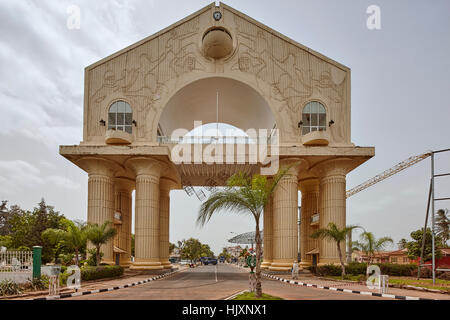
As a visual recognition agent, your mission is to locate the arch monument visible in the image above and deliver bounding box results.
[60,3,374,271]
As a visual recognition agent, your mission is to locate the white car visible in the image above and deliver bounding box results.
[180,260,191,265]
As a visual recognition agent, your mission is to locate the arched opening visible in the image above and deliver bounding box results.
[157,77,276,142]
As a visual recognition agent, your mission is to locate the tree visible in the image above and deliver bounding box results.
[397,238,408,250]
[197,168,289,298]
[0,235,12,249]
[0,200,11,236]
[219,248,231,262]
[179,238,204,262]
[311,223,361,278]
[200,244,214,258]
[5,200,65,263]
[406,228,443,262]
[436,209,450,246]
[43,219,88,266]
[169,242,176,254]
[41,228,65,264]
[86,221,117,266]
[353,231,393,266]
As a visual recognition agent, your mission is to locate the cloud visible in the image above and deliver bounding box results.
[0,160,80,197]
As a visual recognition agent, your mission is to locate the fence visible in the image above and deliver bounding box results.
[0,250,33,283]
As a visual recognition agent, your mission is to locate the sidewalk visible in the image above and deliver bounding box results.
[229,263,449,300]
[10,265,189,300]
[265,272,450,300]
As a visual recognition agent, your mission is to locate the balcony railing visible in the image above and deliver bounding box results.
[157,135,278,145]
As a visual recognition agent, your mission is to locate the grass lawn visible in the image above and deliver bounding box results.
[233,292,283,300]
[388,277,450,292]
[325,275,450,292]
[327,275,364,282]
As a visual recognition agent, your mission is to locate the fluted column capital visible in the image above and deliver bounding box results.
[310,158,355,179]
[299,178,320,193]
[159,178,178,193]
[114,178,135,193]
[77,157,122,177]
[125,157,162,178]
[278,158,309,178]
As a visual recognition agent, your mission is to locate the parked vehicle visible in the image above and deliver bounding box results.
[204,257,218,265]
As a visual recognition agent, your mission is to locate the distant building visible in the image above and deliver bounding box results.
[224,246,242,258]
[352,249,413,264]
[352,248,450,266]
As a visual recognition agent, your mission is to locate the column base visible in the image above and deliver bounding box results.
[130,261,164,270]
[299,261,312,268]
[120,260,133,268]
[101,259,115,266]
[160,260,172,269]
[261,261,273,269]
[269,262,294,271]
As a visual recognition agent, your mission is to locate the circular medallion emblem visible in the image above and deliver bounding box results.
[213,11,222,21]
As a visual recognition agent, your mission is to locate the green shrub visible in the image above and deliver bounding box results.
[0,279,21,296]
[411,267,432,278]
[314,264,342,276]
[346,262,367,275]
[86,248,103,266]
[80,265,124,281]
[307,262,417,278]
[379,263,416,277]
[357,274,367,282]
[27,276,49,291]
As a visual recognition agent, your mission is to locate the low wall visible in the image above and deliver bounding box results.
[0,272,32,284]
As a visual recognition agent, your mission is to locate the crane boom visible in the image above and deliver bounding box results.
[346,152,432,199]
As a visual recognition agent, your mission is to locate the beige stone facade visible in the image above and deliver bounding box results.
[60,3,374,270]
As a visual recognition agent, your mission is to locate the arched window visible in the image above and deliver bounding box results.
[108,101,133,134]
[302,101,326,135]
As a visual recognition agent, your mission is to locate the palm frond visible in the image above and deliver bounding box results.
[197,190,257,226]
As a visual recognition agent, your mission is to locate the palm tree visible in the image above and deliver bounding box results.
[62,220,88,266]
[353,231,393,266]
[197,169,289,298]
[42,228,65,264]
[436,209,450,246]
[311,223,361,278]
[86,221,117,266]
[43,219,88,266]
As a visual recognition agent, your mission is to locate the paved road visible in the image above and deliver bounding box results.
[67,264,383,300]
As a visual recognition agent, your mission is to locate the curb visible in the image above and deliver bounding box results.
[32,269,181,300]
[262,274,434,301]
[224,290,248,300]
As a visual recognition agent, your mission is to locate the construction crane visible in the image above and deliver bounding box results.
[346,151,432,199]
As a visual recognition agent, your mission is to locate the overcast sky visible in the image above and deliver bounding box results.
[0,0,449,255]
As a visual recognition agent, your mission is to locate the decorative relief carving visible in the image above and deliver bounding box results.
[88,16,205,139]
[86,8,349,144]
[231,14,347,142]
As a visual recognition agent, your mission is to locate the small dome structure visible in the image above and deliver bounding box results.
[202,28,233,59]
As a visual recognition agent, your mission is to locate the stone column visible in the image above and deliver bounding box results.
[270,161,300,271]
[114,178,134,267]
[315,159,350,266]
[261,195,273,269]
[299,179,319,267]
[127,158,163,270]
[159,178,177,269]
[78,158,117,265]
